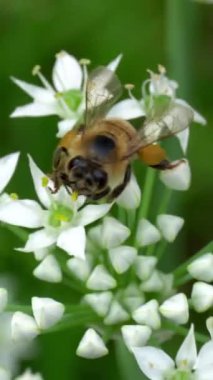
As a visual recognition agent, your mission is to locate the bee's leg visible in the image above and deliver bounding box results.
[150,159,185,171]
[138,144,184,171]
[108,165,131,201]
[90,187,111,201]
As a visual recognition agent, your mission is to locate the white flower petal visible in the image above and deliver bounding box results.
[196,341,213,375]
[11,102,58,117]
[17,229,56,252]
[156,214,184,242]
[86,264,117,291]
[0,368,11,380]
[57,226,86,259]
[159,160,191,191]
[121,325,152,352]
[176,325,197,370]
[191,282,213,312]
[176,98,206,125]
[67,257,91,281]
[116,174,141,209]
[32,297,64,330]
[133,300,161,330]
[107,54,123,71]
[11,77,55,103]
[28,155,52,208]
[159,293,189,325]
[0,152,20,193]
[15,368,43,380]
[76,328,108,359]
[206,317,213,339]
[33,255,62,283]
[107,99,145,119]
[176,129,189,154]
[136,219,161,247]
[0,288,8,312]
[0,200,43,228]
[75,203,111,226]
[108,245,137,274]
[83,292,112,317]
[56,118,77,138]
[101,217,130,249]
[52,51,82,92]
[104,300,129,325]
[132,346,174,380]
[34,247,50,261]
[135,256,157,281]
[11,312,39,341]
[187,253,213,283]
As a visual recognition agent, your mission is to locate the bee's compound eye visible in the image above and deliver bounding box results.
[93,169,107,189]
[53,147,67,169]
[68,156,87,171]
[90,135,115,158]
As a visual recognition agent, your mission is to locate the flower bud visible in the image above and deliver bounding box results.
[86,265,117,291]
[136,219,161,247]
[159,293,189,324]
[191,282,213,312]
[159,160,191,191]
[33,255,62,283]
[135,256,157,281]
[76,328,108,359]
[206,317,213,339]
[141,271,164,293]
[116,174,141,209]
[132,300,161,330]
[11,312,39,341]
[187,253,213,282]
[83,292,112,317]
[108,246,137,274]
[67,257,91,282]
[104,301,129,325]
[157,214,184,242]
[32,297,64,330]
[121,325,152,352]
[101,217,130,249]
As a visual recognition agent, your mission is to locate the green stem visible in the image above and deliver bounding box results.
[6,304,32,313]
[2,224,28,241]
[163,321,208,344]
[156,240,168,261]
[157,189,172,215]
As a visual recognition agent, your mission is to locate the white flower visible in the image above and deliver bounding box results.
[136,219,161,247]
[191,282,213,312]
[76,328,108,359]
[104,300,129,325]
[132,300,161,330]
[121,325,152,352]
[159,160,191,191]
[11,51,122,137]
[33,255,62,283]
[31,297,64,330]
[133,325,213,380]
[0,368,11,380]
[206,317,213,339]
[0,152,20,199]
[15,369,43,380]
[187,253,213,282]
[0,156,111,260]
[134,256,157,281]
[156,214,184,242]
[159,293,189,324]
[0,288,8,313]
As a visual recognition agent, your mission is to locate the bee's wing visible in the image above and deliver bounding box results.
[85,66,122,127]
[125,103,194,157]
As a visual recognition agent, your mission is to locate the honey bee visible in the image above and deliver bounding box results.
[51,66,193,201]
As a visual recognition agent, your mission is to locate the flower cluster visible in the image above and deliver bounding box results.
[0,51,211,378]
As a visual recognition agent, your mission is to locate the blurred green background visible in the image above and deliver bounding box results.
[0,0,212,379]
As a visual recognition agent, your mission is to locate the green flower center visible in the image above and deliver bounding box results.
[166,369,194,380]
[60,89,83,111]
[49,203,74,228]
[144,94,171,118]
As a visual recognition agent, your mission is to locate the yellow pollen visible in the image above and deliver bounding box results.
[71,191,78,201]
[55,213,69,222]
[79,58,91,66]
[180,359,188,368]
[10,193,18,200]
[32,65,41,76]
[41,176,49,188]
[125,83,135,90]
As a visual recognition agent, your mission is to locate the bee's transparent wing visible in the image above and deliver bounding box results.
[125,103,194,157]
[85,66,122,127]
